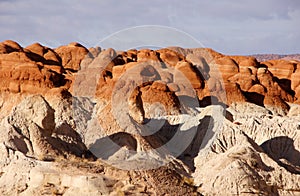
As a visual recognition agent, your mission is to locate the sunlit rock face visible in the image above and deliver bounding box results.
[0,40,299,195]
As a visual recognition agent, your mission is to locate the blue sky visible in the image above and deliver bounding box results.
[0,0,299,55]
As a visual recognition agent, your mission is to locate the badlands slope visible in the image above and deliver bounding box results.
[0,40,300,195]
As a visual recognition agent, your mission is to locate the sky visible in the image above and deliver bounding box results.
[0,0,299,55]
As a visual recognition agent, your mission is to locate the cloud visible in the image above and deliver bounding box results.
[0,0,299,54]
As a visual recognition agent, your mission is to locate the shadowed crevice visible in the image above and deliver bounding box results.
[261,136,300,174]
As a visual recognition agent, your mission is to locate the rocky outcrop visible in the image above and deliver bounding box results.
[0,40,300,195]
[0,41,67,94]
[55,42,88,71]
[0,95,89,160]
[193,102,300,195]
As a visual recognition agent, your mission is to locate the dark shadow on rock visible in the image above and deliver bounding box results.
[112,54,126,65]
[11,135,29,155]
[261,136,300,174]
[142,115,215,172]
[243,91,265,107]
[108,132,137,150]
[26,52,46,63]
[225,110,234,122]
[258,63,268,68]
[51,73,68,87]
[177,95,200,112]
[199,96,228,108]
[89,132,137,159]
[191,64,206,89]
[142,120,179,150]
[55,123,82,142]
[274,77,295,97]
[26,52,61,66]
[48,122,95,159]
[198,57,210,80]
[44,59,62,66]
[179,116,214,171]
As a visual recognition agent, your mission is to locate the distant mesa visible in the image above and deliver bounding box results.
[251,53,300,62]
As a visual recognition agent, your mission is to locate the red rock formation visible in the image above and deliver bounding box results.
[157,48,184,67]
[0,41,66,94]
[55,42,88,71]
[0,40,23,54]
[1,41,300,196]
[0,40,299,112]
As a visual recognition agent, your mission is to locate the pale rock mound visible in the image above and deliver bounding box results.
[0,40,300,195]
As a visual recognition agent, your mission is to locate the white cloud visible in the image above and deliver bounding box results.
[0,0,299,54]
